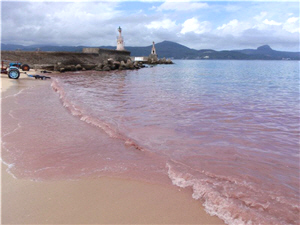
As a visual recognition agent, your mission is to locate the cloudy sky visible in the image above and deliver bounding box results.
[1,0,299,51]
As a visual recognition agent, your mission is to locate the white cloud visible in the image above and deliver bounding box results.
[1,1,299,51]
[146,19,177,30]
[263,19,282,26]
[157,1,208,11]
[180,17,211,34]
[286,17,299,23]
[283,17,300,33]
[254,12,268,21]
[217,19,250,36]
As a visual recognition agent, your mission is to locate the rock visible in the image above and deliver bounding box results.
[120,61,126,70]
[166,59,171,64]
[70,65,76,71]
[133,61,141,69]
[97,63,103,69]
[108,58,114,65]
[95,63,103,71]
[65,65,71,71]
[103,65,111,71]
[126,59,134,69]
[82,64,97,70]
[103,60,109,66]
[113,61,120,69]
[75,64,82,70]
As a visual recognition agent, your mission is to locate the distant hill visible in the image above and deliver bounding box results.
[1,42,299,60]
[235,45,300,60]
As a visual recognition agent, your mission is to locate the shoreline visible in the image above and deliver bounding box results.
[1,71,224,224]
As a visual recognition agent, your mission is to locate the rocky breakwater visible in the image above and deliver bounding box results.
[56,58,145,73]
[148,57,173,65]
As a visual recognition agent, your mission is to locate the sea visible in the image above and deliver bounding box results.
[2,60,299,224]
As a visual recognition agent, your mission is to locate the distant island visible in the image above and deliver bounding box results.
[2,41,299,60]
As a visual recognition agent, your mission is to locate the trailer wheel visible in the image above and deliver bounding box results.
[8,68,20,79]
[21,64,30,71]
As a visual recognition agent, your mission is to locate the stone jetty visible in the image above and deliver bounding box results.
[57,58,145,73]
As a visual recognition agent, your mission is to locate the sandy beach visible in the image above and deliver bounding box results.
[1,70,224,224]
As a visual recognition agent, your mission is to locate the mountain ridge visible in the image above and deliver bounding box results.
[1,41,299,60]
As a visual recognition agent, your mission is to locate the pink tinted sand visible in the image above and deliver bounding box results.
[1,72,224,224]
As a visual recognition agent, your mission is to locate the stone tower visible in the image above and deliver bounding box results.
[116,26,125,51]
[151,41,157,55]
[148,41,158,62]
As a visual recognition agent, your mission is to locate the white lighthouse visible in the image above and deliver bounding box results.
[148,41,158,62]
[116,26,125,51]
[151,41,157,55]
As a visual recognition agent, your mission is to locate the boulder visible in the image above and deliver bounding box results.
[126,59,134,69]
[103,65,111,71]
[82,64,97,70]
[108,58,114,65]
[113,61,120,69]
[70,65,76,71]
[120,61,126,70]
[97,63,103,69]
[133,61,141,69]
[95,63,103,71]
[75,64,82,70]
[166,59,173,64]
[65,65,72,71]
[103,60,109,66]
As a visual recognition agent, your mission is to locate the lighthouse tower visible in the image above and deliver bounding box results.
[148,41,158,62]
[151,41,157,55]
[116,26,125,51]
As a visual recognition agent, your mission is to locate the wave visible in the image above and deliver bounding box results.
[51,79,147,152]
[166,160,299,225]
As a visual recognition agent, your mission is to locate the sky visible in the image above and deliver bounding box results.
[1,0,299,51]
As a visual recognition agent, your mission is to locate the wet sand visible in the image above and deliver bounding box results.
[1,71,224,224]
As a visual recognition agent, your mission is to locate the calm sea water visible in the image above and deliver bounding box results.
[2,60,299,224]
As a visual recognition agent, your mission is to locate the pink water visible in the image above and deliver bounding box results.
[2,60,299,224]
